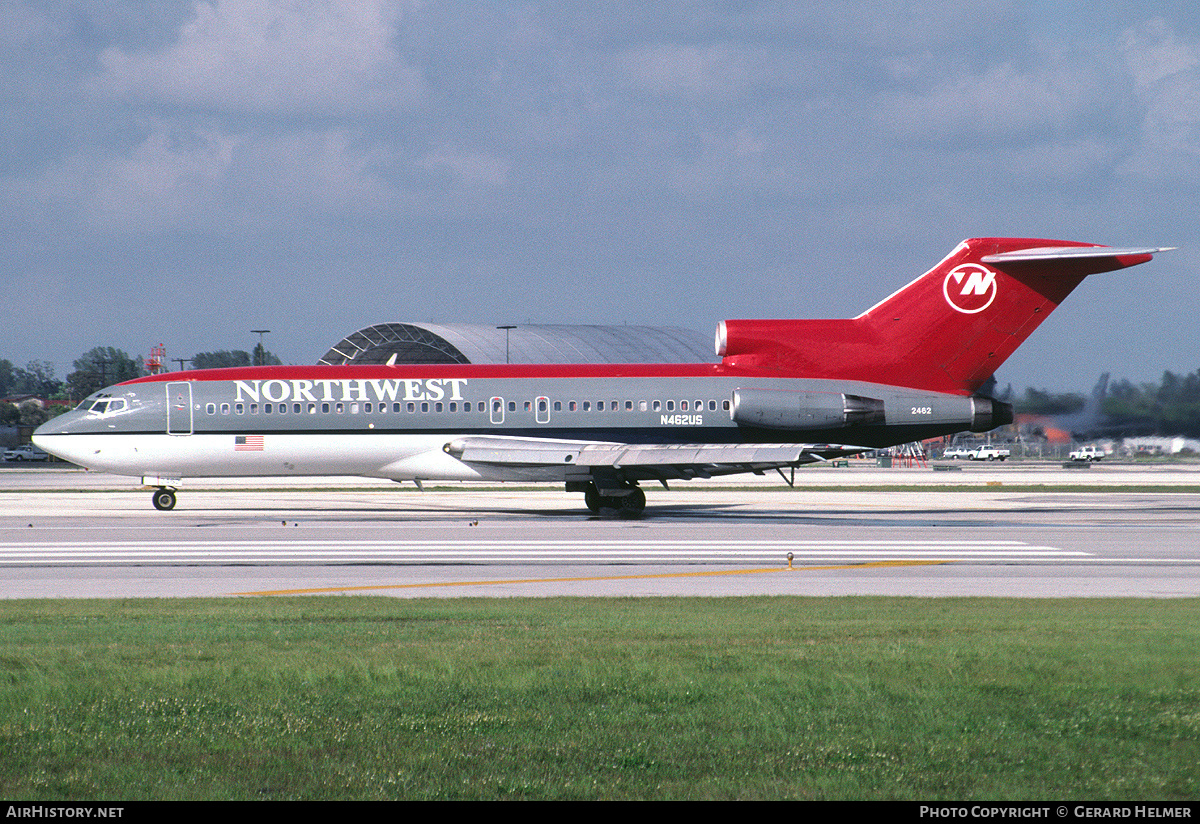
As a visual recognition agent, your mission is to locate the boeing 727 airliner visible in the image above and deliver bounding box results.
[34,238,1170,513]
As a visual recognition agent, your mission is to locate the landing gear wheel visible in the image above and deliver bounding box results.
[583,483,600,514]
[618,487,646,515]
[152,488,177,511]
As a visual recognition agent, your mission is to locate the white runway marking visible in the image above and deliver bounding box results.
[0,539,1085,566]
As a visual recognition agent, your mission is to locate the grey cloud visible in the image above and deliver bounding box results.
[90,0,425,115]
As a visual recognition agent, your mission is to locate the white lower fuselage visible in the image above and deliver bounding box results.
[31,431,586,484]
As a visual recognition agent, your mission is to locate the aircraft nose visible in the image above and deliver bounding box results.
[32,414,88,465]
[31,430,70,463]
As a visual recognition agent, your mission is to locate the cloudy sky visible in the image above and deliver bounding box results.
[2,0,1197,392]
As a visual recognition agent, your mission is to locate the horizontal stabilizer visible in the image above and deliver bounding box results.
[981,246,1174,263]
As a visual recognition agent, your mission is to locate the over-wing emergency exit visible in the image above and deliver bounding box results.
[34,238,1171,513]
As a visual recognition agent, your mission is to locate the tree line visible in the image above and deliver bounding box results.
[1,346,281,427]
[1014,370,1200,438]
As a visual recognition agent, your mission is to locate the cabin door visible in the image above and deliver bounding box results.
[166,382,193,435]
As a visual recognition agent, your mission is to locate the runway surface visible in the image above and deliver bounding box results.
[3,464,1199,598]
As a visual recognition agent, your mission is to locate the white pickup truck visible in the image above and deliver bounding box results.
[968,446,1010,461]
[1069,445,1105,462]
[2,444,49,462]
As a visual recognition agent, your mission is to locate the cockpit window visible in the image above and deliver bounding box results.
[85,398,127,415]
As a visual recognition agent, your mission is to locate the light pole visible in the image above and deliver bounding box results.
[251,330,270,366]
[496,325,516,364]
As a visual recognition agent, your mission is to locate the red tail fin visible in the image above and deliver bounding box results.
[717,238,1168,393]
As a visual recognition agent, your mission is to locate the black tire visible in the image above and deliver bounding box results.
[583,483,600,514]
[619,487,646,514]
[152,489,176,511]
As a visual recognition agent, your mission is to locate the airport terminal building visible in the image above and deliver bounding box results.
[318,323,716,366]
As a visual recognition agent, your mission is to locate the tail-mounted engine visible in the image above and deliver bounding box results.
[730,388,885,430]
[731,387,1012,433]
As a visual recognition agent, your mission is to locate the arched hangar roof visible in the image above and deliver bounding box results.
[318,323,717,366]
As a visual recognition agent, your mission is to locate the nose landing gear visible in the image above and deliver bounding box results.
[151,488,177,511]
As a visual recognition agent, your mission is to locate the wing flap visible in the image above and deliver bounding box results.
[444,436,867,474]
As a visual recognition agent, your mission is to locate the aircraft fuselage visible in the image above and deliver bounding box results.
[35,364,998,484]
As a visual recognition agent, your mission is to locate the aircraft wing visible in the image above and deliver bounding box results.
[443,436,869,481]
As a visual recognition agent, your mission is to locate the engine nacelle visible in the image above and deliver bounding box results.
[731,387,1012,434]
[967,395,1013,432]
[731,388,886,430]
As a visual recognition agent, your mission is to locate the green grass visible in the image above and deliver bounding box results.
[1,597,1197,800]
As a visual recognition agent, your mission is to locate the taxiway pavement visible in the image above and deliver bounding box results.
[3,463,1198,598]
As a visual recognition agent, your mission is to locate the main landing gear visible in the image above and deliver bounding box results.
[151,487,177,511]
[579,481,646,515]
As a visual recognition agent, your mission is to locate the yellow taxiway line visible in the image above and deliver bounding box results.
[235,559,951,596]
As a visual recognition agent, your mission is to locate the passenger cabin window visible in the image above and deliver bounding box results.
[206,403,215,415]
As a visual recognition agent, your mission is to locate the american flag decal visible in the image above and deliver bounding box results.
[234,435,264,451]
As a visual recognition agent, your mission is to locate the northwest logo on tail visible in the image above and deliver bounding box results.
[943,263,997,314]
